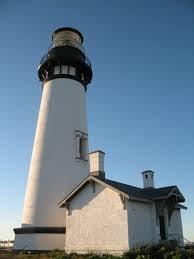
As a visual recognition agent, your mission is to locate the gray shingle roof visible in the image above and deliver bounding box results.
[59,175,185,207]
[96,176,185,202]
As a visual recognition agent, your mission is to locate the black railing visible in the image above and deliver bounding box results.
[85,56,91,67]
[39,51,91,68]
[39,53,49,65]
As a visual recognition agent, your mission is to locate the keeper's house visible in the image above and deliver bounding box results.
[59,150,186,254]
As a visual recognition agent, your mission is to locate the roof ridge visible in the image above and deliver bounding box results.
[100,177,141,190]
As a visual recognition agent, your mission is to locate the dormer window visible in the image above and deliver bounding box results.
[75,130,88,161]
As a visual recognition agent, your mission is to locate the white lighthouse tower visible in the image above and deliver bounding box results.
[14,27,92,251]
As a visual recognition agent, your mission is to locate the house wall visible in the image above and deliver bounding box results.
[65,182,129,253]
[168,209,184,246]
[127,200,157,248]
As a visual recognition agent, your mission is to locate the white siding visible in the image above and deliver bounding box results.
[127,200,157,248]
[168,209,184,246]
[66,182,129,253]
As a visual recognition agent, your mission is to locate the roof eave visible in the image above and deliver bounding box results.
[167,186,185,201]
[58,176,91,207]
[58,175,130,207]
[176,203,187,210]
[128,196,153,204]
[90,176,129,199]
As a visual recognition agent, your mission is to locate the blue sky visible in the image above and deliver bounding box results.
[0,0,193,241]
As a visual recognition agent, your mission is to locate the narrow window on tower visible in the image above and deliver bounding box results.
[79,137,84,159]
[75,130,88,161]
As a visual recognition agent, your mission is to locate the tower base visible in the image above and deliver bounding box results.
[13,227,65,251]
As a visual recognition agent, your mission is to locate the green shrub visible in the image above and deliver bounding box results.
[49,249,67,259]
[185,249,194,259]
[1,246,194,259]
[123,244,185,259]
[86,253,101,259]
[101,254,121,259]
[123,250,137,259]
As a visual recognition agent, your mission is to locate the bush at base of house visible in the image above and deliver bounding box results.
[0,244,194,259]
[123,244,194,259]
[45,245,194,259]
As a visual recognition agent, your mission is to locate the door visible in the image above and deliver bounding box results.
[159,216,166,240]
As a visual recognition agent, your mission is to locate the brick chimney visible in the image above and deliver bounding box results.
[142,170,155,188]
[89,150,105,178]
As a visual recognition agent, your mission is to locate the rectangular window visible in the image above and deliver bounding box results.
[79,137,86,160]
[61,65,68,74]
[54,66,60,75]
[69,66,76,76]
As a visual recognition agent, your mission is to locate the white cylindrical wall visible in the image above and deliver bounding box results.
[22,78,89,227]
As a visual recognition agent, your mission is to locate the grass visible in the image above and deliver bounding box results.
[0,244,194,259]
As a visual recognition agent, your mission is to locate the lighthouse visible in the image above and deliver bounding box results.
[14,27,92,251]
